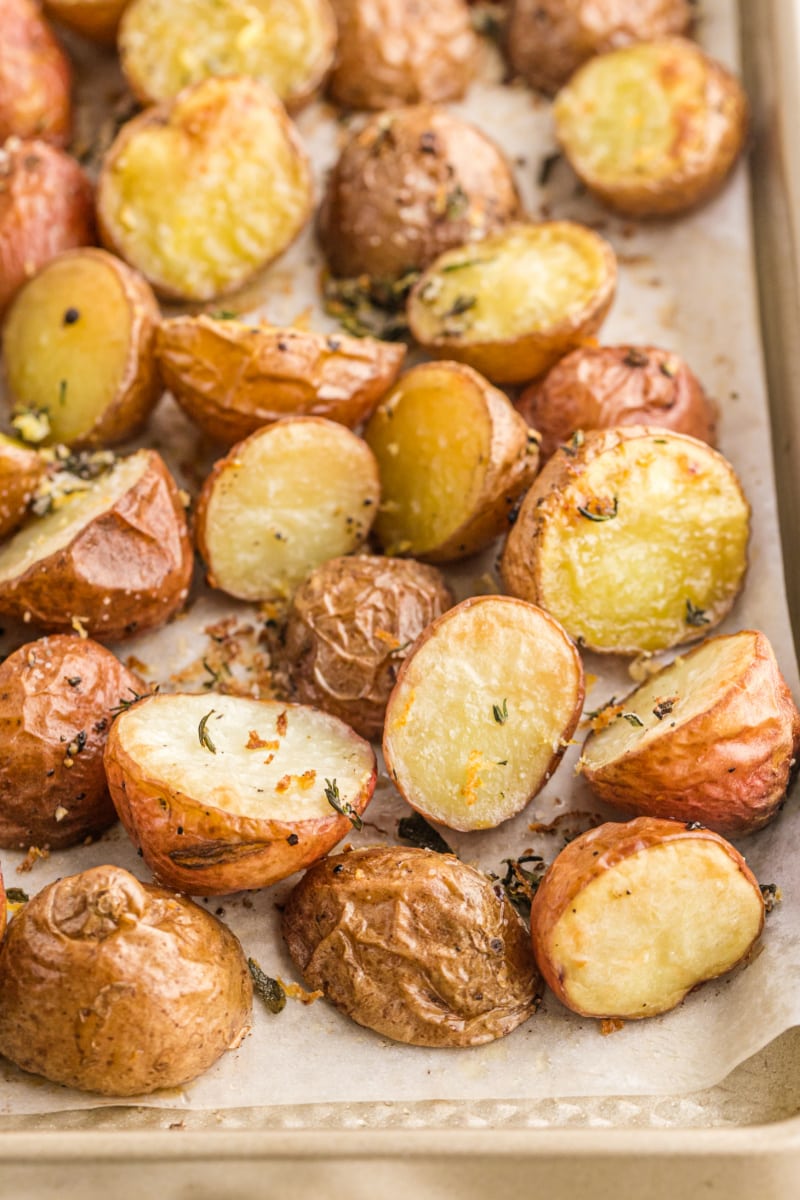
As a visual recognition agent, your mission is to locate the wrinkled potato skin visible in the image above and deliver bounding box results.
[0,635,144,850]
[0,0,72,145]
[328,0,478,110]
[156,316,406,446]
[43,0,130,44]
[319,106,520,281]
[283,846,541,1046]
[281,555,453,740]
[0,139,95,315]
[508,0,691,95]
[516,344,717,460]
[0,436,44,540]
[0,865,252,1095]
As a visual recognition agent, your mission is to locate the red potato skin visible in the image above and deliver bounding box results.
[0,0,72,146]
[0,439,44,540]
[43,0,129,44]
[0,862,5,939]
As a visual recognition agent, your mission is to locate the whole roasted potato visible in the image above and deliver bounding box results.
[0,865,252,1095]
[0,0,72,145]
[283,846,541,1046]
[0,635,144,850]
[280,555,453,740]
[319,105,520,282]
[0,434,45,540]
[43,0,130,43]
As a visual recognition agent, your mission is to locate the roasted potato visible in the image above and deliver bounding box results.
[530,817,764,1020]
[407,221,617,385]
[280,555,453,740]
[364,361,539,561]
[515,344,717,460]
[119,0,336,110]
[580,630,800,836]
[500,426,750,655]
[0,138,95,315]
[42,0,130,44]
[283,845,541,1046]
[0,434,45,540]
[327,0,478,111]
[507,0,692,96]
[0,862,5,939]
[318,105,520,282]
[105,692,377,895]
[195,417,380,602]
[0,634,144,850]
[553,38,749,218]
[0,448,193,640]
[0,0,72,145]
[155,315,405,446]
[97,76,313,302]
[383,596,585,831]
[3,249,162,449]
[0,864,252,1095]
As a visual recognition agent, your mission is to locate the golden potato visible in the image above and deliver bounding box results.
[0,434,45,540]
[43,0,130,44]
[0,862,5,939]
[0,0,72,145]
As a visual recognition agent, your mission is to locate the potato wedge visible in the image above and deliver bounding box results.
[105,692,377,895]
[383,596,585,831]
[553,38,748,217]
[364,361,539,562]
[43,0,130,44]
[580,630,800,836]
[500,426,750,654]
[0,0,72,145]
[119,0,336,110]
[0,449,193,640]
[155,315,405,446]
[0,434,45,540]
[97,76,313,302]
[283,845,540,1046]
[530,817,764,1019]
[407,222,617,385]
[3,249,162,449]
[195,417,380,602]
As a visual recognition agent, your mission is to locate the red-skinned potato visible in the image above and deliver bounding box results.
[0,862,5,939]
[0,434,45,540]
[0,0,72,145]
[530,817,765,1020]
[43,0,130,44]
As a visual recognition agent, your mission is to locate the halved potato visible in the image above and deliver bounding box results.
[119,0,336,110]
[580,630,800,836]
[43,0,130,44]
[407,222,617,385]
[105,692,377,895]
[97,76,313,302]
[0,863,5,939]
[553,38,748,217]
[530,816,764,1019]
[0,449,193,640]
[195,417,380,602]
[500,426,750,654]
[364,361,539,561]
[383,596,585,831]
[0,434,45,540]
[0,0,72,145]
[3,249,162,449]
[155,315,405,446]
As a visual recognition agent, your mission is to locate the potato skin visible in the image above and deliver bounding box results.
[0,0,72,145]
[516,344,717,460]
[0,865,252,1095]
[283,845,541,1046]
[0,435,44,540]
[0,863,5,939]
[43,0,130,44]
[155,316,405,446]
[319,106,520,281]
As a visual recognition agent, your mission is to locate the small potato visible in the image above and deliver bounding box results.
[0,862,5,939]
[580,630,800,836]
[530,817,764,1020]
[3,249,162,449]
[97,76,313,302]
[364,361,539,562]
[105,692,377,895]
[0,138,95,315]
[195,417,380,602]
[0,434,45,540]
[0,0,72,145]
[500,426,750,655]
[43,0,130,44]
[0,634,145,850]
[280,555,453,740]
[155,315,405,446]
[0,449,193,641]
[319,105,520,282]
[327,0,478,111]
[282,845,541,1047]
[0,864,252,1095]
[553,38,748,218]
[515,344,717,460]
[407,222,617,385]
[383,596,585,831]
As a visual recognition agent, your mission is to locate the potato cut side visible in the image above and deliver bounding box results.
[196,417,380,601]
[383,596,584,831]
[119,0,336,109]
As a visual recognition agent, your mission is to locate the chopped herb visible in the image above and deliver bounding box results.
[5,888,29,904]
[322,272,416,341]
[444,183,469,221]
[493,854,545,919]
[561,429,585,457]
[441,294,476,320]
[63,307,80,326]
[620,712,644,727]
[198,710,218,754]
[577,496,618,522]
[201,658,230,689]
[685,821,704,830]
[760,883,780,913]
[652,699,675,720]
[110,686,157,715]
[211,310,238,320]
[441,257,487,274]
[65,676,82,688]
[11,406,51,444]
[324,778,362,830]
[492,698,509,725]
[685,599,710,626]
[537,151,562,187]
[397,812,453,854]
[623,349,650,368]
[58,379,68,406]
[496,760,508,766]
[247,959,286,1014]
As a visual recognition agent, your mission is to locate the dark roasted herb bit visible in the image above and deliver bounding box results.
[248,959,286,1014]
[322,272,415,341]
[537,151,562,187]
[652,698,675,720]
[65,676,82,688]
[441,294,476,321]
[397,812,453,854]
[561,429,585,457]
[444,183,469,221]
[623,348,650,368]
[110,686,157,716]
[578,496,618,522]
[5,888,29,904]
[63,307,80,326]
[760,883,780,913]
[685,821,704,830]
[58,379,68,406]
[620,712,644,727]
[493,854,545,919]
[685,599,710,627]
[198,710,219,754]
[324,778,362,830]
[492,698,509,725]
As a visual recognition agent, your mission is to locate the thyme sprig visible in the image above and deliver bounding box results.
[324,778,363,830]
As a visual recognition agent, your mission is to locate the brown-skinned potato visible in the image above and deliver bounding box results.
[0,434,45,540]
[43,0,131,44]
[0,862,5,939]
[0,0,72,145]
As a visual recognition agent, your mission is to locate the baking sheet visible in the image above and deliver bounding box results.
[2,0,799,1116]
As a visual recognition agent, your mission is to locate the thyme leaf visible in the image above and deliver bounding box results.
[324,778,362,830]
[248,959,286,1013]
[397,812,453,854]
[685,599,710,627]
[577,496,618,522]
[492,698,509,724]
[5,888,29,904]
[198,710,218,754]
[110,686,157,716]
[620,712,644,727]
[493,854,545,920]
